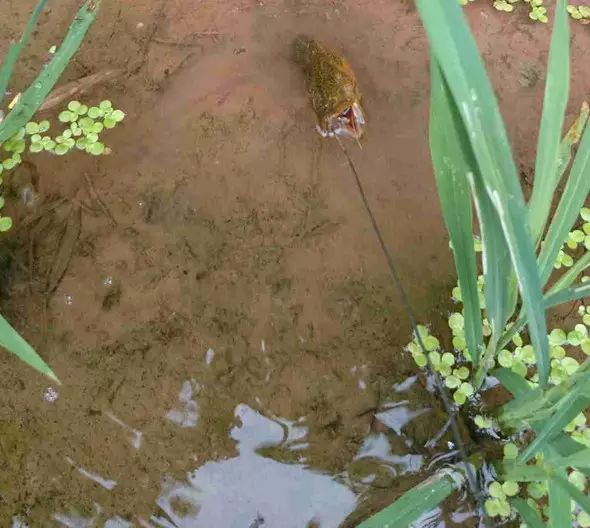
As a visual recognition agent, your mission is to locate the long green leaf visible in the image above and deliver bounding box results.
[0,314,58,381]
[528,0,570,245]
[430,62,484,366]
[0,0,101,142]
[547,470,572,528]
[510,498,545,528]
[469,166,514,385]
[537,114,590,288]
[547,250,590,294]
[358,469,463,528]
[517,391,590,463]
[415,0,550,385]
[492,367,533,398]
[0,0,49,105]
[552,472,590,514]
[551,447,590,469]
[544,282,590,308]
[502,463,549,482]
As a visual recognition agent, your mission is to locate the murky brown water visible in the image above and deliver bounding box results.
[1,1,590,526]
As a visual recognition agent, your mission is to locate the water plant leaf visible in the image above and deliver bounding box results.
[429,62,484,366]
[528,0,570,245]
[0,0,102,143]
[0,0,49,106]
[414,0,550,386]
[0,314,58,382]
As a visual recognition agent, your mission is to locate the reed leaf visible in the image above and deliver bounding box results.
[0,0,49,105]
[0,314,58,382]
[0,0,101,142]
[429,61,484,366]
[528,0,570,245]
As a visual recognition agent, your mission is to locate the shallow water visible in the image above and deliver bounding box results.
[2,0,590,526]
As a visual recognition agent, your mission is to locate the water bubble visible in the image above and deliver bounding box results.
[44,386,59,402]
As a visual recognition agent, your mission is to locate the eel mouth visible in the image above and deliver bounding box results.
[318,101,366,140]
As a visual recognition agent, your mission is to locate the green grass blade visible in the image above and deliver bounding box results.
[469,168,514,383]
[0,314,58,382]
[517,391,590,463]
[499,260,590,349]
[0,0,49,105]
[537,118,590,288]
[551,447,590,469]
[357,469,463,528]
[429,61,484,366]
[510,498,545,528]
[544,282,590,308]
[551,472,590,514]
[492,367,532,398]
[415,0,550,386]
[0,0,101,142]
[547,251,590,295]
[528,0,570,245]
[547,470,572,528]
[502,463,549,482]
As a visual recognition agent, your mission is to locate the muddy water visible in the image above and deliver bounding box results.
[1,0,590,526]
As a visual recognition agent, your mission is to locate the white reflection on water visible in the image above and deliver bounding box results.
[355,433,423,475]
[152,404,357,528]
[165,379,200,428]
[376,400,431,436]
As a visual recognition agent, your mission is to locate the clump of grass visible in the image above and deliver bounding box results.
[361,1,590,526]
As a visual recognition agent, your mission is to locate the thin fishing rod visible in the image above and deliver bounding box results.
[335,136,493,528]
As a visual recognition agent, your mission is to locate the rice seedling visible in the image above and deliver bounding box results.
[362,1,590,526]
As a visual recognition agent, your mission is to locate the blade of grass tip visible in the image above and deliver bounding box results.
[556,101,590,180]
[0,0,101,142]
[357,468,463,528]
[510,498,545,528]
[0,0,49,105]
[538,111,590,288]
[415,0,550,385]
[430,61,484,367]
[544,281,590,308]
[528,0,570,246]
[0,314,59,382]
[547,469,572,528]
